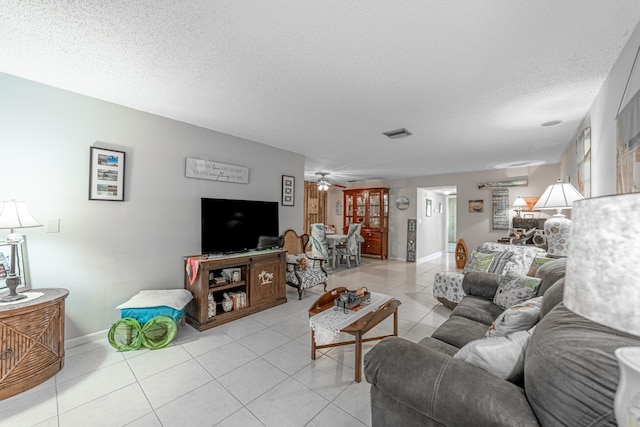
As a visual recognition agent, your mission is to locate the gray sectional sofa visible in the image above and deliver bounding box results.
[364,259,640,426]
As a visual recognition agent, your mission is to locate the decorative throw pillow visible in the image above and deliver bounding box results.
[486,250,513,274]
[486,297,542,337]
[454,328,535,382]
[493,275,542,310]
[462,251,496,274]
[527,256,554,277]
[502,251,527,276]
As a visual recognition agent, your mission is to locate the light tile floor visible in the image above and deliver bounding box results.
[1,253,457,427]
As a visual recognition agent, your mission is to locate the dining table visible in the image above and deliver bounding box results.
[326,233,363,268]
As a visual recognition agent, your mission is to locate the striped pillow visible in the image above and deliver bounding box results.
[487,250,513,274]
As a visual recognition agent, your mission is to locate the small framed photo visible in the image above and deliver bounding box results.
[469,200,484,213]
[89,147,126,201]
[282,175,295,206]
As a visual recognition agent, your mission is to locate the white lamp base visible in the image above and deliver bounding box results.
[544,214,571,257]
[615,347,640,427]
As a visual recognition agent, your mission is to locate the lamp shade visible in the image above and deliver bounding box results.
[0,200,41,229]
[533,180,584,212]
[563,193,640,336]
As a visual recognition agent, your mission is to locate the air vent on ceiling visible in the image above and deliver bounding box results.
[382,128,412,139]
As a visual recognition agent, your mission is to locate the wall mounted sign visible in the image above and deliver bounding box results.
[492,189,510,230]
[407,219,417,262]
[185,158,249,184]
[477,178,528,189]
[89,146,126,201]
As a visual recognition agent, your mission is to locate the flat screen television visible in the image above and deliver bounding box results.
[201,198,279,255]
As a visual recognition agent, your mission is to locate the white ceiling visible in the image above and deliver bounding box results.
[2,1,640,184]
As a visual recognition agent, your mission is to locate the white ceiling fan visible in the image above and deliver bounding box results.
[315,172,346,191]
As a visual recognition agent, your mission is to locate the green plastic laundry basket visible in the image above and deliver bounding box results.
[108,317,143,351]
[140,316,177,349]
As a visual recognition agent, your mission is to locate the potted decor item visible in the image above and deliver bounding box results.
[222,293,233,312]
[207,293,216,318]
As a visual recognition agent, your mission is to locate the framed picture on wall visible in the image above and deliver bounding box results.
[282,175,295,206]
[469,200,484,213]
[308,197,318,214]
[426,199,432,217]
[89,147,126,201]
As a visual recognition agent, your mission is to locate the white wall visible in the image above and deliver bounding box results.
[415,189,447,260]
[0,74,305,340]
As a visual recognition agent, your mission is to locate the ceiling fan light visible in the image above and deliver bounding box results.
[317,178,330,191]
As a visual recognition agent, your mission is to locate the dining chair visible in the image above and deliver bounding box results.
[335,223,362,269]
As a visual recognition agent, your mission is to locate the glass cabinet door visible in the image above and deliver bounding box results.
[369,191,381,228]
[382,192,389,229]
[345,194,354,226]
[356,193,367,223]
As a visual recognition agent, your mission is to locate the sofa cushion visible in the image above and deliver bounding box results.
[462,250,496,274]
[451,295,504,325]
[416,336,459,357]
[539,278,564,319]
[525,304,640,427]
[462,271,502,300]
[493,275,542,310]
[486,297,542,337]
[454,328,534,383]
[535,258,567,296]
[430,315,491,348]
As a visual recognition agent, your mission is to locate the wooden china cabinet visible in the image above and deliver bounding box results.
[343,187,389,259]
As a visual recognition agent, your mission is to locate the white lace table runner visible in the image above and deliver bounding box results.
[309,292,392,345]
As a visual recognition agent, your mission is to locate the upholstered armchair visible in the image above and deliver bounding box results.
[335,223,362,269]
[281,226,328,300]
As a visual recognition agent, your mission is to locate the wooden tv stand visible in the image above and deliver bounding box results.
[183,249,286,331]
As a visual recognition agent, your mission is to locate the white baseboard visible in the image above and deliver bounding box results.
[65,329,109,349]
[416,251,446,263]
[388,251,445,263]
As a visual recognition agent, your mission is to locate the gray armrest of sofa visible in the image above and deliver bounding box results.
[364,337,539,427]
[462,271,502,300]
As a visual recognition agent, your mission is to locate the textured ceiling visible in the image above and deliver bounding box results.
[2,1,640,184]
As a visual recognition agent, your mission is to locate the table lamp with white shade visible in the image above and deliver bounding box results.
[512,196,527,218]
[0,200,41,302]
[563,193,640,426]
[533,180,584,257]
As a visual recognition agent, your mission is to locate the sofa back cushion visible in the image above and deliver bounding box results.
[525,304,640,426]
[462,272,502,300]
[535,258,567,297]
[539,279,564,319]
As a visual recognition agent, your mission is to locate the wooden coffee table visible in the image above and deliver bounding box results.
[308,287,401,382]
